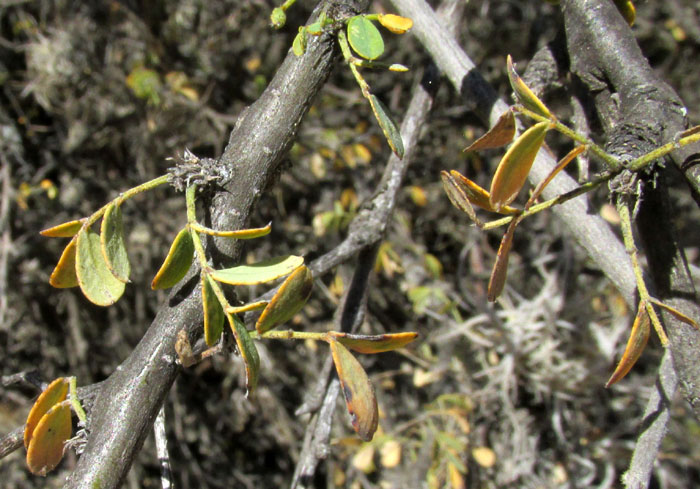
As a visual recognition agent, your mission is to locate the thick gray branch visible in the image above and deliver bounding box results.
[62,2,369,487]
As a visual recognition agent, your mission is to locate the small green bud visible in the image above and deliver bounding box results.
[270,7,286,29]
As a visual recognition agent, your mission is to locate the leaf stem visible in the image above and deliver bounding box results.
[68,377,87,425]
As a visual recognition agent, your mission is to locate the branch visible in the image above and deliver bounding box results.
[389,0,637,306]
[62,2,370,487]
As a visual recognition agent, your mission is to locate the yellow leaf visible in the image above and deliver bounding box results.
[24,378,69,450]
[49,237,79,288]
[377,13,413,34]
[506,55,553,119]
[26,401,72,476]
[380,439,402,468]
[472,446,497,468]
[40,219,85,238]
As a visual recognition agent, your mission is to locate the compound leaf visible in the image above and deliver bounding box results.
[49,237,79,288]
[369,94,404,158]
[256,265,314,334]
[151,227,194,290]
[26,401,72,476]
[101,203,130,283]
[24,378,69,450]
[202,274,225,347]
[329,331,418,354]
[210,255,304,286]
[489,120,549,211]
[329,339,378,441]
[76,227,126,306]
[347,16,384,60]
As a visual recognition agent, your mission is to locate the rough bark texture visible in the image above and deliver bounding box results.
[63,2,369,487]
[562,0,700,421]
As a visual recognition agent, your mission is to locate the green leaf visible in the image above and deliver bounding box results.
[369,94,404,158]
[49,237,79,288]
[506,55,553,119]
[293,28,306,56]
[228,313,260,394]
[347,16,385,60]
[329,339,378,441]
[151,227,194,290]
[464,110,516,153]
[329,331,418,354]
[202,274,225,347]
[26,401,72,476]
[210,255,304,286]
[606,302,650,387]
[489,120,549,211]
[101,203,130,283]
[24,378,69,450]
[256,265,314,334]
[270,7,286,29]
[76,228,126,306]
[40,219,85,238]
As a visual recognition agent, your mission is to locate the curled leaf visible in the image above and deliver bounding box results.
[76,228,126,306]
[506,55,553,120]
[210,255,304,286]
[26,401,72,476]
[49,237,79,288]
[101,203,130,283]
[151,227,194,290]
[487,219,518,302]
[202,274,225,347]
[228,314,260,394]
[441,171,483,227]
[329,339,378,441]
[24,378,69,450]
[369,94,404,159]
[329,331,418,354]
[40,219,85,238]
[377,14,413,34]
[347,16,385,60]
[191,222,271,239]
[606,302,651,387]
[445,170,519,215]
[464,110,516,153]
[256,265,314,334]
[489,120,549,211]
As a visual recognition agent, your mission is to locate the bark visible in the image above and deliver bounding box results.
[62,2,369,487]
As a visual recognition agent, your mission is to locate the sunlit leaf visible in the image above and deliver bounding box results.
[76,228,126,306]
[24,378,69,450]
[613,0,636,26]
[26,401,72,476]
[487,219,518,302]
[347,16,385,60]
[464,110,516,153]
[227,301,268,315]
[369,94,404,159]
[472,447,497,468]
[649,298,699,330]
[377,14,413,34]
[191,222,271,239]
[329,331,418,354]
[210,255,304,286]
[506,55,552,119]
[49,237,79,288]
[293,28,306,56]
[446,170,519,215]
[606,301,651,387]
[306,20,322,35]
[329,339,378,441]
[525,145,586,210]
[40,219,85,238]
[441,171,483,227]
[202,274,225,347]
[101,203,130,283]
[489,120,549,211]
[256,265,314,334]
[151,227,194,290]
[228,313,260,394]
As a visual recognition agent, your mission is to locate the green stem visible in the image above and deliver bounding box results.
[481,173,610,230]
[627,130,700,172]
[617,200,668,345]
[69,377,87,425]
[337,30,371,98]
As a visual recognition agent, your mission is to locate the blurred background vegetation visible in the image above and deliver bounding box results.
[1,0,699,487]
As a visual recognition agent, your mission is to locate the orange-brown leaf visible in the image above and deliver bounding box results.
[464,110,516,153]
[40,219,85,238]
[24,377,69,449]
[49,237,79,288]
[606,302,650,387]
[487,219,518,302]
[26,401,72,476]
